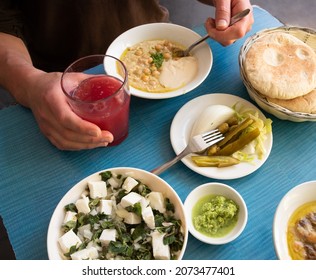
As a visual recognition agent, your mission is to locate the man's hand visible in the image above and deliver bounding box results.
[27,71,114,150]
[205,0,254,46]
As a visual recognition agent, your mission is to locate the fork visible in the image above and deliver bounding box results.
[151,129,224,175]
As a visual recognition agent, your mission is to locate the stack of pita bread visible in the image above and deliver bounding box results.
[244,32,316,114]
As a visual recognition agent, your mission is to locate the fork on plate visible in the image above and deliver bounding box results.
[151,129,224,175]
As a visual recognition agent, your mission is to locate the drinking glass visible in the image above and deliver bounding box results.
[61,55,130,146]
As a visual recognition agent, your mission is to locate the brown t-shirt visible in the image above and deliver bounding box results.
[0,0,169,72]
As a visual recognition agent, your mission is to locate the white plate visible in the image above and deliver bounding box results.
[170,93,273,179]
[273,180,316,260]
[106,23,212,99]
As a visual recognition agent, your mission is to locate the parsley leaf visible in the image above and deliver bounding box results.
[150,52,164,69]
[125,202,142,216]
[100,171,112,181]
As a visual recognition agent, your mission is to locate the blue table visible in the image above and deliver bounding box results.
[1,6,315,260]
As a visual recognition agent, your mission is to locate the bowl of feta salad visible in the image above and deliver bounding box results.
[47,167,187,260]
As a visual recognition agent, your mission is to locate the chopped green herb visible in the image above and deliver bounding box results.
[150,52,164,69]
[138,184,151,197]
[64,203,77,212]
[100,171,112,181]
[89,198,100,208]
[125,202,142,216]
[62,220,77,232]
[108,241,133,258]
[166,198,175,213]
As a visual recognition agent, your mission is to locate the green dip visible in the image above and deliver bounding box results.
[192,195,239,237]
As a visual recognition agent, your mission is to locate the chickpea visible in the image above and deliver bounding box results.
[150,65,157,72]
[155,44,163,51]
[163,52,171,60]
[164,41,173,49]
[133,69,142,76]
[142,57,150,65]
[135,49,143,56]
[147,57,153,64]
[141,75,149,82]
[152,70,160,78]
[149,80,157,86]
[143,68,151,75]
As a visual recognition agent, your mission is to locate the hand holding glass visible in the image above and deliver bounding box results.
[61,55,130,146]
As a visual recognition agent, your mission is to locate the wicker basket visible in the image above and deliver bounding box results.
[239,26,316,122]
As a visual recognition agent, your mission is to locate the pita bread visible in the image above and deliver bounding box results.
[267,89,316,114]
[244,32,316,99]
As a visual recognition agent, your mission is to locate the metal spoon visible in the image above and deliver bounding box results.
[173,8,251,57]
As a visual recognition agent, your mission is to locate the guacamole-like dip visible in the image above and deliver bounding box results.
[192,195,239,237]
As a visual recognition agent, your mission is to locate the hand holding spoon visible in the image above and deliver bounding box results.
[173,8,251,57]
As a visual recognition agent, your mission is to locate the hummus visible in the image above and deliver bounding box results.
[159,57,198,88]
[287,201,316,260]
[120,39,198,93]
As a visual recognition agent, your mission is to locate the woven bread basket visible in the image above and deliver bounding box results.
[239,26,316,122]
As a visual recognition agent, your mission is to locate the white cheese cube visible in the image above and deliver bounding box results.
[90,209,98,216]
[70,247,98,260]
[115,204,129,219]
[142,206,155,229]
[99,199,113,215]
[75,196,90,214]
[83,229,93,240]
[78,224,91,236]
[115,204,141,224]
[99,229,117,246]
[122,176,139,193]
[146,192,166,213]
[120,192,143,208]
[63,211,77,224]
[124,212,141,224]
[58,229,82,254]
[88,181,107,199]
[151,230,170,260]
[107,177,120,189]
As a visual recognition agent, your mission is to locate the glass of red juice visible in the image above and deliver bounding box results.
[61,55,130,146]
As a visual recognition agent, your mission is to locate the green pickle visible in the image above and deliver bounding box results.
[191,155,240,167]
[192,195,239,237]
[216,127,260,156]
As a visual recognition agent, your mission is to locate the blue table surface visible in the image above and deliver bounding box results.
[1,6,315,260]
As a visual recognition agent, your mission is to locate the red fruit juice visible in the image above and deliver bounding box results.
[71,75,130,146]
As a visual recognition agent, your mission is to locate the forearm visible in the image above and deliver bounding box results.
[0,32,44,107]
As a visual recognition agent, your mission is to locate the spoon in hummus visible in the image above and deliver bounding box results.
[173,8,251,57]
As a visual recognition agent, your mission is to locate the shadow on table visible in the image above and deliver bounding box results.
[0,216,16,260]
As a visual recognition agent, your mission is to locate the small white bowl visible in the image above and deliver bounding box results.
[273,180,316,260]
[184,182,247,245]
[47,167,188,260]
[106,22,212,99]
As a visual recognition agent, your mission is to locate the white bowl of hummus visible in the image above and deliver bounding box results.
[106,23,213,99]
[273,180,316,260]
